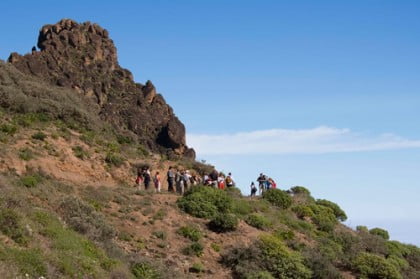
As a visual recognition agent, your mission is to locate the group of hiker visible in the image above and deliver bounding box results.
[135,166,236,194]
[135,166,276,197]
[250,173,277,197]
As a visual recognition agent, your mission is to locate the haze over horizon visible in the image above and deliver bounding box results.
[1,0,419,246]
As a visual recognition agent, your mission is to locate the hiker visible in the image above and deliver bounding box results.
[217,174,225,190]
[226,172,235,188]
[250,182,257,197]
[135,167,143,190]
[183,170,191,191]
[209,170,219,188]
[154,171,161,193]
[167,166,175,192]
[257,173,265,194]
[143,167,151,190]
[176,170,185,194]
[264,174,270,190]
[268,178,276,189]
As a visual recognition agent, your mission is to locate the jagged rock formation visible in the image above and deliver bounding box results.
[8,19,195,158]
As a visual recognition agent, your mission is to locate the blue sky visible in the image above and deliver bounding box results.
[1,1,419,245]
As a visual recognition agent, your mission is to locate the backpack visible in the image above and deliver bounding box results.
[226,176,232,185]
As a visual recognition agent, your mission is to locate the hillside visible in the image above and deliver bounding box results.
[0,19,419,279]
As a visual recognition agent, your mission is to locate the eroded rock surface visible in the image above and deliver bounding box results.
[8,19,194,158]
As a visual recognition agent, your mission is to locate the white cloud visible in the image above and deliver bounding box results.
[187,126,420,155]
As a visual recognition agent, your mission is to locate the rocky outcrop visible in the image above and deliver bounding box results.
[8,19,195,158]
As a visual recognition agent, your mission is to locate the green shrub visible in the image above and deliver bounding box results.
[290,186,311,195]
[316,199,347,221]
[246,271,275,279]
[105,152,124,167]
[177,186,233,219]
[232,199,252,216]
[292,205,314,219]
[58,196,115,241]
[116,134,133,145]
[353,252,402,279]
[190,262,205,273]
[208,213,238,233]
[182,242,204,257]
[7,248,47,276]
[223,235,311,279]
[302,248,343,279]
[356,225,369,233]
[131,262,160,279]
[0,208,28,245]
[245,214,271,230]
[369,227,390,240]
[177,225,202,241]
[0,123,17,135]
[211,243,221,252]
[33,210,116,277]
[225,186,242,198]
[20,174,43,188]
[31,131,47,141]
[18,147,35,161]
[72,145,89,160]
[262,189,292,209]
[309,204,338,232]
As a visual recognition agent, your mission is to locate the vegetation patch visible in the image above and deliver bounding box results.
[177,186,233,219]
[262,189,292,209]
[177,225,202,241]
[208,213,238,233]
[182,242,204,257]
[31,131,47,141]
[245,214,272,230]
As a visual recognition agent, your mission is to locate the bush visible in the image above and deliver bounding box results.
[223,235,311,279]
[182,242,204,257]
[246,271,275,279]
[316,199,347,221]
[292,205,314,219]
[58,196,115,241]
[369,227,390,240]
[0,123,17,135]
[31,131,47,141]
[309,204,338,232]
[189,262,205,273]
[245,214,271,230]
[208,213,238,233]
[290,186,311,195]
[18,147,35,161]
[262,189,292,209]
[105,152,124,167]
[131,262,160,279]
[177,186,234,219]
[302,248,343,279]
[7,248,47,276]
[353,252,402,279]
[72,145,89,160]
[177,225,202,241]
[0,208,28,245]
[20,174,43,188]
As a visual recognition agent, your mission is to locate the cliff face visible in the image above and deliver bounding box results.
[8,19,195,159]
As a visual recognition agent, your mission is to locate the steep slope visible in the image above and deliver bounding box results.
[8,19,195,159]
[0,19,419,279]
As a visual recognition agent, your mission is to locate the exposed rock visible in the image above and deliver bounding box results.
[8,19,194,158]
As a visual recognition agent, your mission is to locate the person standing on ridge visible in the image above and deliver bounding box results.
[257,173,265,194]
[250,182,257,197]
[154,171,161,193]
[226,172,235,188]
[167,166,175,192]
[143,167,151,190]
